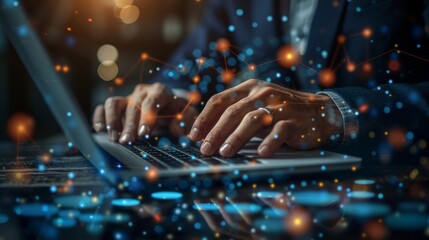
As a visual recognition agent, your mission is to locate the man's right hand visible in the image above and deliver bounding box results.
[92,83,198,144]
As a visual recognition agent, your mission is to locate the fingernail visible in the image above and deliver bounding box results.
[110,130,119,142]
[220,143,234,156]
[190,127,200,140]
[258,145,271,156]
[120,133,132,143]
[201,141,212,155]
[139,125,149,136]
[95,122,104,132]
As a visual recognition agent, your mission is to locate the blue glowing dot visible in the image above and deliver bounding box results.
[236,9,243,16]
[320,165,326,171]
[266,15,273,22]
[66,112,72,117]
[256,191,283,198]
[0,214,9,224]
[168,71,174,77]
[50,185,57,193]
[194,222,201,229]
[293,191,340,206]
[151,191,183,200]
[18,25,28,37]
[179,121,185,127]
[281,15,288,22]
[53,217,76,228]
[377,193,384,199]
[356,6,362,12]
[79,213,106,223]
[54,195,100,209]
[58,210,80,218]
[67,142,73,148]
[262,208,287,217]
[321,50,328,59]
[68,172,75,179]
[107,213,130,223]
[252,22,258,28]
[385,213,429,231]
[343,202,390,218]
[112,198,140,207]
[347,191,375,199]
[224,203,262,214]
[14,203,58,217]
[193,203,219,211]
[354,179,375,185]
[228,25,235,32]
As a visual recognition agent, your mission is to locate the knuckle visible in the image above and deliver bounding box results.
[256,86,275,97]
[134,83,145,91]
[246,79,259,86]
[276,120,290,130]
[152,82,166,91]
[105,96,120,108]
[228,133,245,145]
[207,93,224,106]
[244,111,259,122]
[224,105,241,117]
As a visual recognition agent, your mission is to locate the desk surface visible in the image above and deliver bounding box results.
[0,139,428,240]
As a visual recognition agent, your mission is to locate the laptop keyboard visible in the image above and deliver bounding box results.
[123,140,260,169]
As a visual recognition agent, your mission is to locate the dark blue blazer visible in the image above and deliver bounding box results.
[154,0,429,161]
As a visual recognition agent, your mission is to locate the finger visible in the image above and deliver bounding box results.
[137,83,172,136]
[92,105,106,132]
[190,79,261,141]
[219,109,271,157]
[119,99,142,144]
[258,120,294,157]
[200,97,256,155]
[104,96,127,142]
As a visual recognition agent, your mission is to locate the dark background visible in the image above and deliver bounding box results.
[0,0,206,141]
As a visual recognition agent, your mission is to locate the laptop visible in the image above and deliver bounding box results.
[0,4,361,184]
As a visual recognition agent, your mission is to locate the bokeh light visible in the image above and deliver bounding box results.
[97,44,119,62]
[6,113,35,142]
[318,69,337,87]
[119,5,140,24]
[277,45,299,68]
[97,61,119,81]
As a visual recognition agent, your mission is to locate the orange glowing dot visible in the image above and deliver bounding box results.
[347,63,356,72]
[337,35,346,44]
[362,28,372,38]
[114,77,124,86]
[221,70,234,85]
[87,18,93,22]
[285,207,312,236]
[387,128,407,149]
[62,65,69,73]
[187,91,202,105]
[55,64,61,72]
[7,113,35,142]
[363,62,372,72]
[359,104,369,113]
[216,38,230,52]
[66,27,72,32]
[192,75,200,84]
[277,45,299,68]
[153,214,162,222]
[263,114,273,126]
[388,60,400,72]
[40,153,51,163]
[249,64,256,71]
[145,168,159,181]
[143,111,157,125]
[318,69,337,87]
[176,113,183,120]
[198,57,205,65]
[140,52,149,60]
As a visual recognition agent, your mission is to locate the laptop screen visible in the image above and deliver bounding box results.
[0,2,118,184]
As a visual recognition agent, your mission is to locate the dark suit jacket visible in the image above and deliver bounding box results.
[153,0,429,162]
